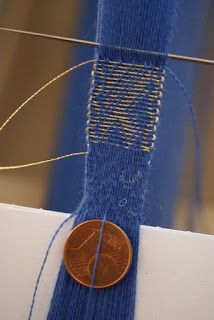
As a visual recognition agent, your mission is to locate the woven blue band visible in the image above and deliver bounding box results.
[47,1,178,319]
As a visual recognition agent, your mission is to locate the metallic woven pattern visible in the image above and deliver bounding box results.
[88,60,165,152]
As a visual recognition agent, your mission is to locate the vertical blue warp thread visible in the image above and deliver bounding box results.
[166,67,202,216]
[47,0,179,319]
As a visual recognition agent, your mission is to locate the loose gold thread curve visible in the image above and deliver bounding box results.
[0,151,87,170]
[0,59,96,134]
[0,59,95,170]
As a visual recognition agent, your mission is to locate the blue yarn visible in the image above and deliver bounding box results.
[97,0,179,65]
[84,214,106,320]
[27,214,73,320]
[47,1,179,320]
[166,67,202,212]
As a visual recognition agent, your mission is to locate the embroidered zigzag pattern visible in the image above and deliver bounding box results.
[88,59,164,152]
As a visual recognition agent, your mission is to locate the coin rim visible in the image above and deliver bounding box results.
[63,219,133,289]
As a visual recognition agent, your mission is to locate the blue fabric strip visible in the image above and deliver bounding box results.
[48,1,178,319]
[97,0,178,65]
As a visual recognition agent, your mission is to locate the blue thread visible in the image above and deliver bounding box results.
[166,67,202,211]
[84,214,106,320]
[27,214,73,320]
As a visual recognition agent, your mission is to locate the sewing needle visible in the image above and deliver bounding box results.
[0,27,214,67]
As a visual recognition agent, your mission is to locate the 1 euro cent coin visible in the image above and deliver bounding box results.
[63,219,132,288]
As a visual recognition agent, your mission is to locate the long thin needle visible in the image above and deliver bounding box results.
[0,27,98,46]
[0,27,214,67]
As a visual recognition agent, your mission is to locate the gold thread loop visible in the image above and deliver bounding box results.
[0,59,95,170]
[0,59,95,134]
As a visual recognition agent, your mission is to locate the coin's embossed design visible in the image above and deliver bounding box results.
[71,231,97,251]
[102,233,122,250]
[63,219,132,288]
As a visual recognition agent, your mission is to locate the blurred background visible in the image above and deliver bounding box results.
[0,0,213,234]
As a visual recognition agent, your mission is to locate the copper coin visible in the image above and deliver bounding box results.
[63,219,132,288]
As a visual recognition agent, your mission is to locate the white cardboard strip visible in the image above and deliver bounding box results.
[0,203,214,320]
